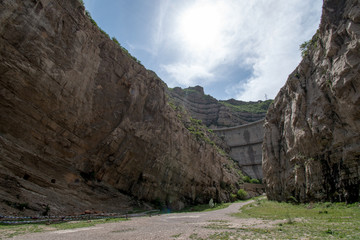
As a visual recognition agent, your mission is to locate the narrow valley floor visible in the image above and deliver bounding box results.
[5,199,283,240]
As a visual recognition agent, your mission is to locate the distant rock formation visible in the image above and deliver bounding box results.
[0,0,241,215]
[263,0,360,203]
[168,87,273,180]
[168,86,270,129]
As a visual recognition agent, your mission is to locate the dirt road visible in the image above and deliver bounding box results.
[8,200,279,239]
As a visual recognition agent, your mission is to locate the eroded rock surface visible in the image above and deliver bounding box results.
[263,0,360,203]
[0,0,240,215]
[168,86,267,128]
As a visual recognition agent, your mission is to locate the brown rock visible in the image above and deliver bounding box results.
[263,0,360,203]
[0,0,240,215]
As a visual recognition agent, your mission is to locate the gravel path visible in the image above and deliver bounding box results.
[8,200,280,240]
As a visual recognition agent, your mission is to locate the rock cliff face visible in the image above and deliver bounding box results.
[0,0,240,215]
[168,86,268,128]
[263,0,360,203]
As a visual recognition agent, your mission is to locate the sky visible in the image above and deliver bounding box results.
[83,0,323,101]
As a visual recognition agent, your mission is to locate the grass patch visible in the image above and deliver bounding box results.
[0,217,128,238]
[171,233,182,238]
[0,225,43,239]
[204,223,232,230]
[233,199,360,239]
[189,233,204,240]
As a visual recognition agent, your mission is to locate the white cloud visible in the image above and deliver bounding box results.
[157,0,322,100]
[151,0,170,56]
[161,64,214,86]
[233,0,323,101]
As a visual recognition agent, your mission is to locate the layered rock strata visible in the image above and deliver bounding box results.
[168,86,266,128]
[0,0,240,215]
[263,0,360,203]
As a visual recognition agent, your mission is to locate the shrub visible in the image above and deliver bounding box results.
[300,30,319,57]
[230,193,237,202]
[112,37,121,47]
[85,10,98,27]
[243,176,251,183]
[250,178,260,184]
[99,28,110,39]
[237,189,248,200]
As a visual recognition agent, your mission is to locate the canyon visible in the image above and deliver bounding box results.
[1,0,358,218]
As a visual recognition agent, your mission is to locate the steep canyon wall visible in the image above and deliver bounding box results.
[263,0,360,203]
[0,0,240,214]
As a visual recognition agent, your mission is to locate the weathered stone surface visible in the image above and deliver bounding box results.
[263,0,360,203]
[214,120,264,180]
[168,86,266,128]
[0,0,240,215]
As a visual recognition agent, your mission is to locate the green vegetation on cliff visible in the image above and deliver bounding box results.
[220,99,273,114]
[185,117,228,156]
[83,5,141,65]
[112,37,141,64]
[167,97,227,157]
[300,30,320,57]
